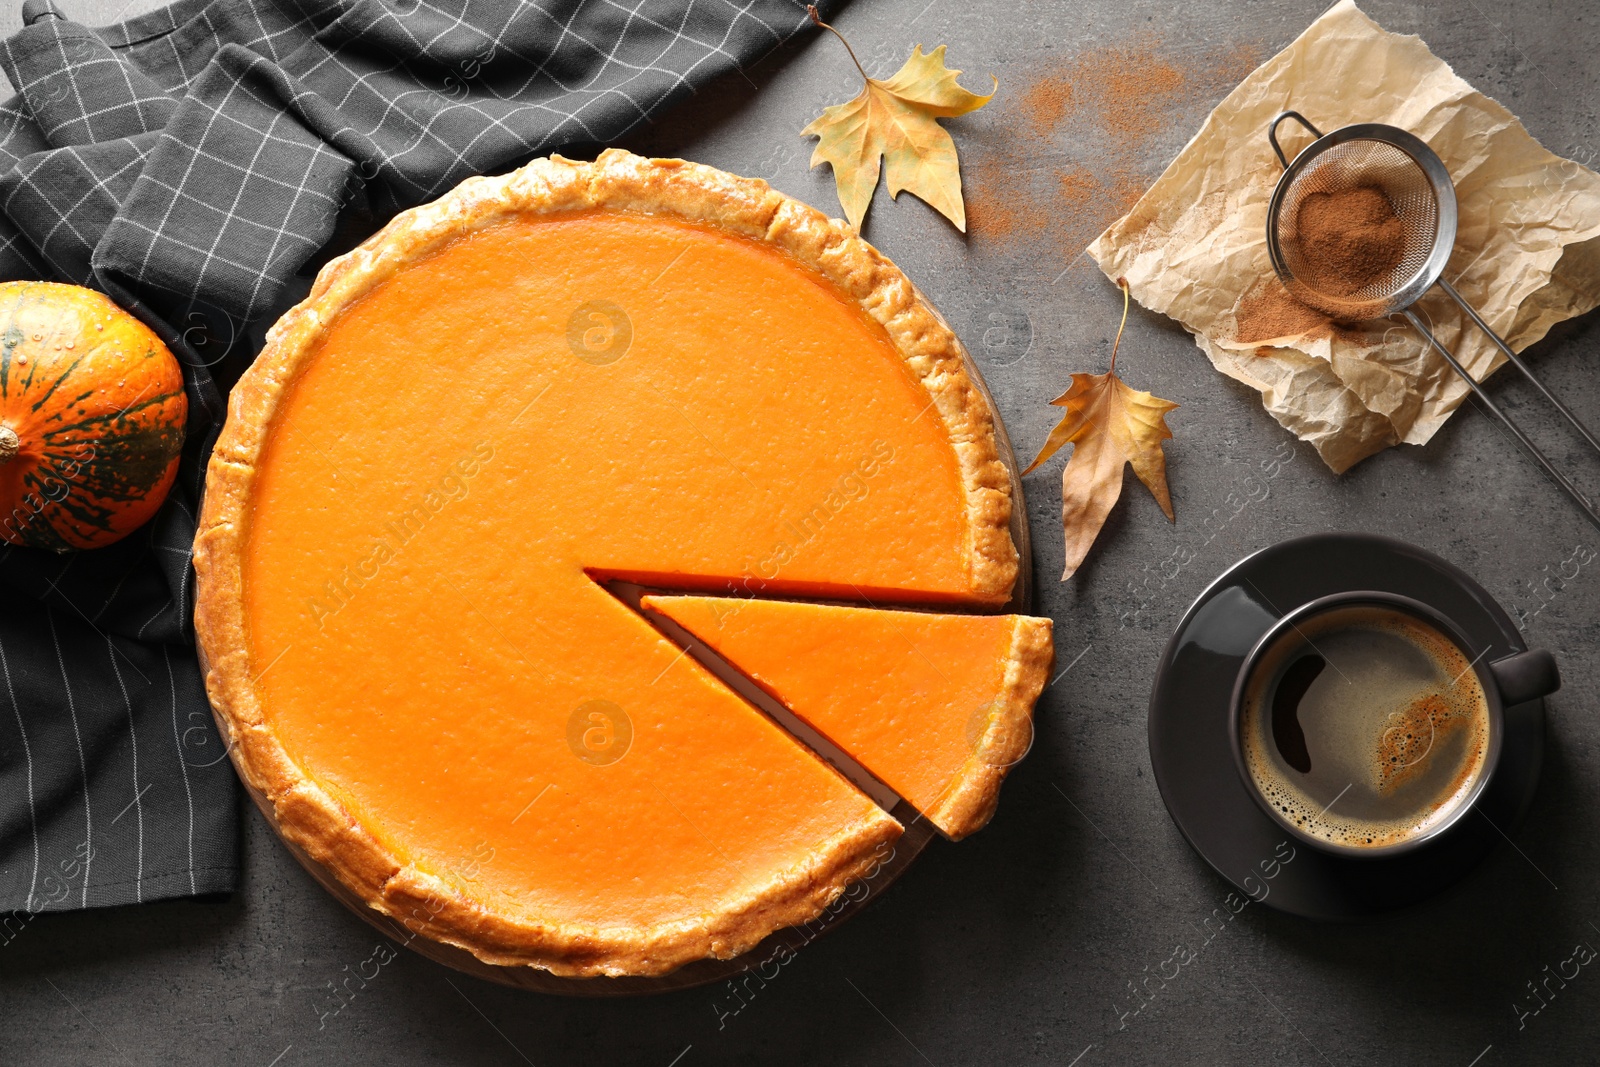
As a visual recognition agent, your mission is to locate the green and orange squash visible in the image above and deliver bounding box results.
[0,281,187,551]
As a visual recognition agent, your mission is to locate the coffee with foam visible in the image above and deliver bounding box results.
[1239,605,1491,850]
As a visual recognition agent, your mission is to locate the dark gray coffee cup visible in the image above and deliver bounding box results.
[1228,590,1558,859]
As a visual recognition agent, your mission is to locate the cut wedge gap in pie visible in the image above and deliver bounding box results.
[194,149,1054,979]
[642,595,1053,840]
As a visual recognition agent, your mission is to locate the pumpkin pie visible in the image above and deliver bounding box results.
[193,149,1050,978]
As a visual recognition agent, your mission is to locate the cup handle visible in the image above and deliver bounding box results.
[1488,649,1561,707]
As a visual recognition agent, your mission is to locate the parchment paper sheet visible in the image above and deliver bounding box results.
[1087,0,1600,473]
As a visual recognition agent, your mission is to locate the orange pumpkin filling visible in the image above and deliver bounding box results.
[240,212,1009,930]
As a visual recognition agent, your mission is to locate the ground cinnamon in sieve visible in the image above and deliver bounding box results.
[1293,184,1406,298]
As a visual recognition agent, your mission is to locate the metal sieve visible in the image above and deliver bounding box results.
[1266,111,1600,530]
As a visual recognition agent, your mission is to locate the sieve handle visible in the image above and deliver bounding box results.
[1403,308,1600,533]
[1268,111,1325,169]
[1437,277,1600,455]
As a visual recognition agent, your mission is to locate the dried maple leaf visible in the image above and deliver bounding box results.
[801,6,994,232]
[1024,280,1178,580]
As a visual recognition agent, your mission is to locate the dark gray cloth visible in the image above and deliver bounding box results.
[0,0,829,914]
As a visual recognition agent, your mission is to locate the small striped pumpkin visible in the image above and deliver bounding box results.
[0,282,187,551]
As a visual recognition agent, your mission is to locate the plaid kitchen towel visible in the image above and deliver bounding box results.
[0,0,835,914]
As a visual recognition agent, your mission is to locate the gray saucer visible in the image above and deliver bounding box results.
[1147,532,1545,920]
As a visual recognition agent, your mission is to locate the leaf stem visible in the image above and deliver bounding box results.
[1108,276,1131,374]
[808,5,869,83]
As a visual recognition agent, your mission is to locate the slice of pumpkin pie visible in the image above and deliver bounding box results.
[645,596,1052,839]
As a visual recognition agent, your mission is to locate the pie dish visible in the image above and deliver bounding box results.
[193,149,1050,978]
[643,596,1052,839]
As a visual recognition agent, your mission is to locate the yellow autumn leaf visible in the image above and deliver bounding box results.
[1024,281,1178,580]
[801,7,994,232]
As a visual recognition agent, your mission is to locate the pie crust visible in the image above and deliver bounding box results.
[932,616,1054,837]
[194,149,1024,977]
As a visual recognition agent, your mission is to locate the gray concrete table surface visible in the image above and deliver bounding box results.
[3,0,1599,1063]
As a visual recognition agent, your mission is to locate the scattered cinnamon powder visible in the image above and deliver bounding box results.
[1021,74,1075,131]
[1292,184,1406,298]
[1212,40,1268,89]
[964,161,1025,236]
[1233,277,1332,345]
[1106,165,1151,213]
[1083,50,1184,136]
[1058,168,1096,210]
[965,37,1267,268]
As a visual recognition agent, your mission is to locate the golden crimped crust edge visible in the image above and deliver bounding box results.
[190,147,1031,977]
[928,616,1054,841]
